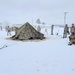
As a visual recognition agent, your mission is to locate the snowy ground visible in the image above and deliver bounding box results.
[0,27,75,75]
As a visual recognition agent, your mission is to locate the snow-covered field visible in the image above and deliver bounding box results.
[0,27,75,75]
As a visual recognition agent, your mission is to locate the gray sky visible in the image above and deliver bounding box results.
[0,0,75,25]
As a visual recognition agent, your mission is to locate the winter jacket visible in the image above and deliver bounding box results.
[70,26,75,33]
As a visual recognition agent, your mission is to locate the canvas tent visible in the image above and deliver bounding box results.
[11,22,45,40]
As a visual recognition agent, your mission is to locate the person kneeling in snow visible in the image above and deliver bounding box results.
[68,24,75,45]
[69,34,75,45]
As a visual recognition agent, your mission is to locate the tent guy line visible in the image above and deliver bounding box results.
[0,42,21,50]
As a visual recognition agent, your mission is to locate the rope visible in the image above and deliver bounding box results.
[0,41,21,50]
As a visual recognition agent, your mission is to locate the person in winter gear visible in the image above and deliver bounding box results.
[63,24,69,38]
[51,25,54,35]
[68,24,75,45]
[37,25,41,32]
[68,34,75,45]
[70,23,75,35]
[5,26,11,36]
[44,28,48,35]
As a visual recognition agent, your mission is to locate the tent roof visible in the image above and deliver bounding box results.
[12,22,45,40]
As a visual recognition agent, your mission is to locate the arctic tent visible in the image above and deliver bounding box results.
[11,22,45,40]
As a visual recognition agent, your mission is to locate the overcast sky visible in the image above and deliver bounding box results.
[0,0,75,25]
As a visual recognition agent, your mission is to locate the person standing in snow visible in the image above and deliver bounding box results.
[63,24,69,38]
[45,28,48,35]
[70,23,75,35]
[51,25,54,35]
[5,26,11,36]
[37,25,41,32]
